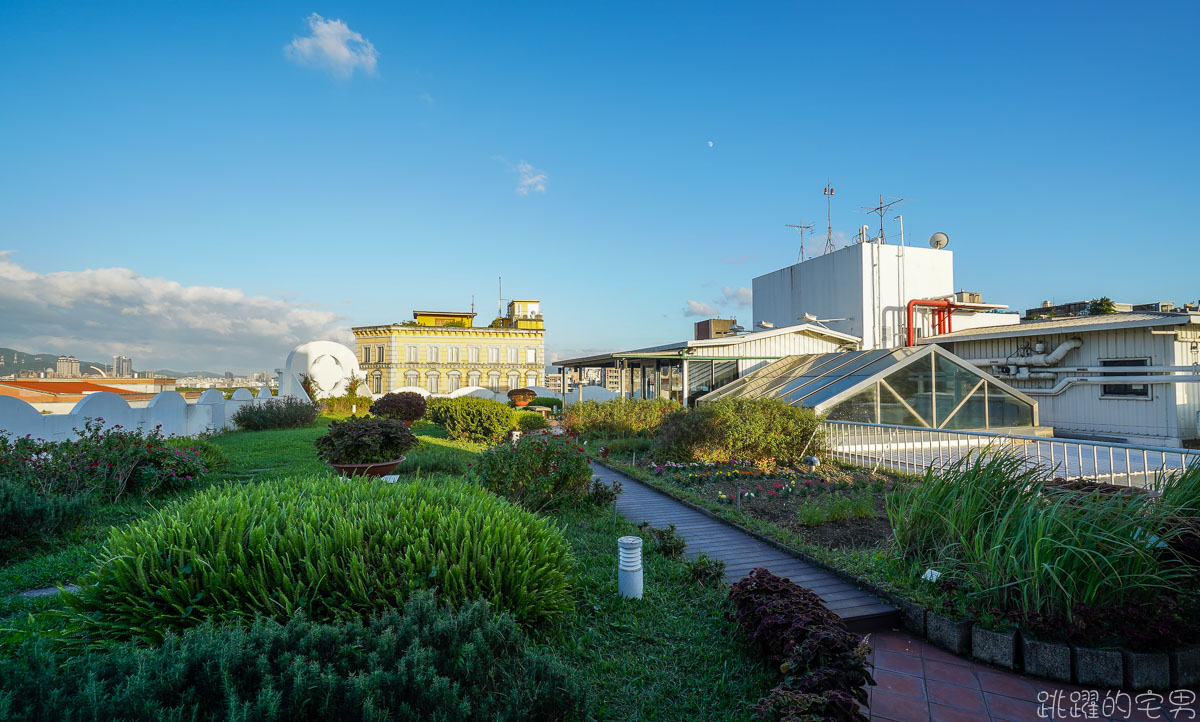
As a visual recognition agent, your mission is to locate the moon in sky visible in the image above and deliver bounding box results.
[707,141,714,147]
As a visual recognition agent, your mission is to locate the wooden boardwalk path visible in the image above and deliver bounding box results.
[592,463,898,633]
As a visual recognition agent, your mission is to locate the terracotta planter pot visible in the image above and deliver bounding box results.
[513,398,532,407]
[329,457,406,478]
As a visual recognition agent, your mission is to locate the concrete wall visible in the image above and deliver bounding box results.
[940,328,1192,446]
[0,386,280,442]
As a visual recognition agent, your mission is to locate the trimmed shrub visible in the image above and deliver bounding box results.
[561,398,680,439]
[474,435,593,510]
[515,410,551,432]
[320,395,374,416]
[230,397,319,430]
[427,397,514,443]
[532,396,563,410]
[655,398,825,468]
[0,477,90,563]
[63,475,576,641]
[314,416,419,464]
[0,592,589,721]
[370,392,427,422]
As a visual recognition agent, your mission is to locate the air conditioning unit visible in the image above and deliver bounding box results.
[955,291,983,304]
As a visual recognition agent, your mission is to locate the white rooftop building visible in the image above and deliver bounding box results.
[752,241,1018,350]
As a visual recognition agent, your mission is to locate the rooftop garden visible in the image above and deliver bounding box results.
[0,397,804,720]
[574,397,1200,686]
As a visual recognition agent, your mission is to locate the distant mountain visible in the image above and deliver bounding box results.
[0,347,227,379]
[0,347,112,376]
[154,369,225,379]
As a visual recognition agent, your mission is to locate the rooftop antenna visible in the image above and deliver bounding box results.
[785,221,814,262]
[823,183,836,254]
[498,277,502,317]
[860,195,905,243]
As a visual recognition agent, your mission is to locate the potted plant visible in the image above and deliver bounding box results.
[507,388,537,407]
[369,391,427,426]
[314,416,418,477]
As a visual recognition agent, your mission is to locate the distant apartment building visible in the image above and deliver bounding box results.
[112,355,133,378]
[352,300,546,396]
[56,355,80,376]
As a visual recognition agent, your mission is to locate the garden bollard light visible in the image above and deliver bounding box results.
[617,536,643,599]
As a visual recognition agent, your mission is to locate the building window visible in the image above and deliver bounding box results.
[448,346,460,363]
[371,371,382,394]
[376,345,385,362]
[507,347,518,364]
[488,347,500,364]
[448,372,460,392]
[525,348,537,364]
[526,371,538,387]
[427,372,439,394]
[1101,358,1150,398]
[507,372,520,390]
[406,346,419,363]
[469,347,480,363]
[406,371,419,387]
[468,371,481,387]
[428,345,440,363]
[362,346,371,363]
[488,372,501,392]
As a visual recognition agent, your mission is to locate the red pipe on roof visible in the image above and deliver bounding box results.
[906,299,958,347]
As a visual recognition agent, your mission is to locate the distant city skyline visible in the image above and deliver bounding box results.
[2,3,1197,371]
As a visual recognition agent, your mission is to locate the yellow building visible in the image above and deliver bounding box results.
[353,301,545,396]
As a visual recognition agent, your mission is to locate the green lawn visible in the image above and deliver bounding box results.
[0,419,773,720]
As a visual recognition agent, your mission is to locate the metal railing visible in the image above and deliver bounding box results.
[822,420,1200,489]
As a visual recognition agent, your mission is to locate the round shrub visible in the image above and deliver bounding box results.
[427,397,514,443]
[370,391,427,422]
[516,410,551,432]
[314,416,419,464]
[230,397,319,430]
[474,435,592,510]
[63,475,576,641]
[3,592,589,721]
[532,397,563,410]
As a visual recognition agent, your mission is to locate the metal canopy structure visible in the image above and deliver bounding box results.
[699,345,1038,431]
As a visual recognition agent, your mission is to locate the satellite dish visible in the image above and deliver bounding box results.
[929,232,949,249]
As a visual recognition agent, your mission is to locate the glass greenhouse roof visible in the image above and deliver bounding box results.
[698,346,1037,431]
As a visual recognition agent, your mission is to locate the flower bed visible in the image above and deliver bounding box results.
[644,460,902,551]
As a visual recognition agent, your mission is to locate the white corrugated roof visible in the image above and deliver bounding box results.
[918,312,1198,343]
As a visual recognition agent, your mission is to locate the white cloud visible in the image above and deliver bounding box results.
[515,161,548,195]
[285,13,378,78]
[718,285,752,307]
[0,251,351,373]
[683,300,719,317]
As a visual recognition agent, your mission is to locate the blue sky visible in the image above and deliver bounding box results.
[1,2,1197,372]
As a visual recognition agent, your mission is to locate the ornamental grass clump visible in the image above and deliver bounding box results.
[887,448,1190,622]
[3,592,589,721]
[63,475,576,642]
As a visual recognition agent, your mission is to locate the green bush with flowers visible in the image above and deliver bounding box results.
[473,435,594,510]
